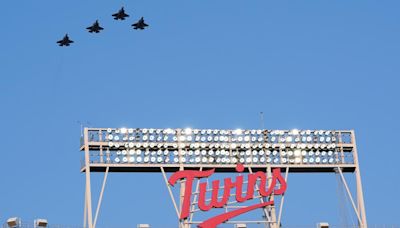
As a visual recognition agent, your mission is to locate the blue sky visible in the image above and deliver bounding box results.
[0,0,399,227]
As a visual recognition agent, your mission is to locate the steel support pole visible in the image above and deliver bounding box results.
[161,167,181,218]
[277,167,289,228]
[93,166,109,228]
[248,167,271,228]
[84,128,93,228]
[337,167,363,225]
[267,167,277,228]
[351,130,368,228]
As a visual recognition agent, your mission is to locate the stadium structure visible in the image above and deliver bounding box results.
[77,127,367,228]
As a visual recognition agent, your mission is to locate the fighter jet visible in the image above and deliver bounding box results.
[57,34,74,46]
[132,17,148,30]
[112,7,129,20]
[86,20,104,33]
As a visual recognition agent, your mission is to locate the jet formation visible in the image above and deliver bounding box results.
[57,7,149,47]
[86,20,104,33]
[132,17,148,30]
[112,7,129,20]
[57,34,74,46]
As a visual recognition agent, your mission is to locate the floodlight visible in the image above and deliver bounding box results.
[7,217,20,228]
[281,158,287,163]
[114,157,121,163]
[35,219,48,228]
[129,157,135,163]
[107,135,113,140]
[317,222,329,228]
[245,157,251,163]
[315,157,321,163]
[120,128,127,134]
[202,157,208,163]
[184,128,192,135]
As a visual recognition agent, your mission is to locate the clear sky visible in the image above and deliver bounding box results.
[0,0,399,227]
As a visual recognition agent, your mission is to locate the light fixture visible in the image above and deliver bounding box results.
[35,219,48,228]
[7,218,20,228]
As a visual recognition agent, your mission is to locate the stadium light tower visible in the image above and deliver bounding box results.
[80,128,367,228]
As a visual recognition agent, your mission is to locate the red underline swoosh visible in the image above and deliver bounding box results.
[198,200,274,228]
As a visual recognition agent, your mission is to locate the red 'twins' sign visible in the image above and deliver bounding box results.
[169,164,287,228]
